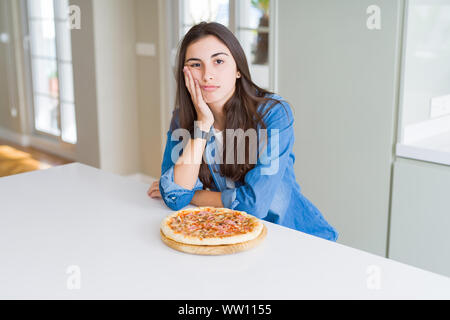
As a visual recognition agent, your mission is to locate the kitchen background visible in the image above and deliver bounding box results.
[0,0,449,278]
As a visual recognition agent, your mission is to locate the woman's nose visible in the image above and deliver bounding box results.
[202,66,214,82]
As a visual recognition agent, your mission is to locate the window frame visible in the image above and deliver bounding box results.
[21,0,77,148]
[175,0,278,92]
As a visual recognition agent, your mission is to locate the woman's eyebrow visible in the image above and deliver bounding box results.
[185,52,229,63]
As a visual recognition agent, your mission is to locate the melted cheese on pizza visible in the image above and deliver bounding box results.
[168,208,259,239]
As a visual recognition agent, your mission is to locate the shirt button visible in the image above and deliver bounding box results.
[171,196,176,200]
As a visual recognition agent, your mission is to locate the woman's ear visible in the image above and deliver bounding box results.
[237,72,241,79]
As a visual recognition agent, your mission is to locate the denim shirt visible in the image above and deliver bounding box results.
[159,94,338,241]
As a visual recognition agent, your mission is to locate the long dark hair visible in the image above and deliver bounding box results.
[173,22,285,190]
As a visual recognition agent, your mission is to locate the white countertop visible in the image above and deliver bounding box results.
[1,163,449,299]
[398,115,450,166]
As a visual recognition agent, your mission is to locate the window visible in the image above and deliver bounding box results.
[25,0,77,144]
[397,0,450,166]
[178,0,275,90]
[236,0,270,89]
[180,0,229,33]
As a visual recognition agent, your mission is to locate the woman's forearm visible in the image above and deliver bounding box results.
[191,190,224,207]
[173,122,211,190]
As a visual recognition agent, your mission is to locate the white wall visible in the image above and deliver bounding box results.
[135,0,163,179]
[91,0,140,175]
[70,0,100,168]
[0,0,22,134]
[277,0,404,256]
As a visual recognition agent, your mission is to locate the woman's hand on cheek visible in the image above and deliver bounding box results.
[183,66,214,129]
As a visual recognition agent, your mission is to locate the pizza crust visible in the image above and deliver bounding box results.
[160,207,264,246]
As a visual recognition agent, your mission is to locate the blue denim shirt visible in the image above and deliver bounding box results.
[159,94,338,241]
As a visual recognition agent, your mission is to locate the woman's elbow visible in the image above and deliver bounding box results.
[161,192,193,211]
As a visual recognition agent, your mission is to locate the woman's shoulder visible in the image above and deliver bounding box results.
[258,93,294,127]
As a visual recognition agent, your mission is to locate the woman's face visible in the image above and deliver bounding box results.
[184,35,240,109]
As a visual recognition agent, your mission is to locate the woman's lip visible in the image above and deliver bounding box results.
[201,86,219,92]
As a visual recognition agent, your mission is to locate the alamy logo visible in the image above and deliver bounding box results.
[66,265,81,290]
[366,5,381,30]
[366,265,381,290]
[170,126,280,176]
[69,5,81,30]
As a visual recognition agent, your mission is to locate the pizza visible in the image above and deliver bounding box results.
[160,207,264,246]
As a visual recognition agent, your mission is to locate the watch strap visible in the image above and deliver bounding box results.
[193,123,210,140]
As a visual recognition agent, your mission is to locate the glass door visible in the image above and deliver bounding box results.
[236,0,271,90]
[178,0,274,90]
[24,0,77,144]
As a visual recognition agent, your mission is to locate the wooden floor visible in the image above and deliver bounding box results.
[0,138,73,175]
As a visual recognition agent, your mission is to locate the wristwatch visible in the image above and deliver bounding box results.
[193,123,210,140]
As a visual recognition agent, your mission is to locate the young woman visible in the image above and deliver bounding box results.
[148,22,338,241]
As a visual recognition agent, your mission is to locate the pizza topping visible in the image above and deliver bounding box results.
[167,208,259,239]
